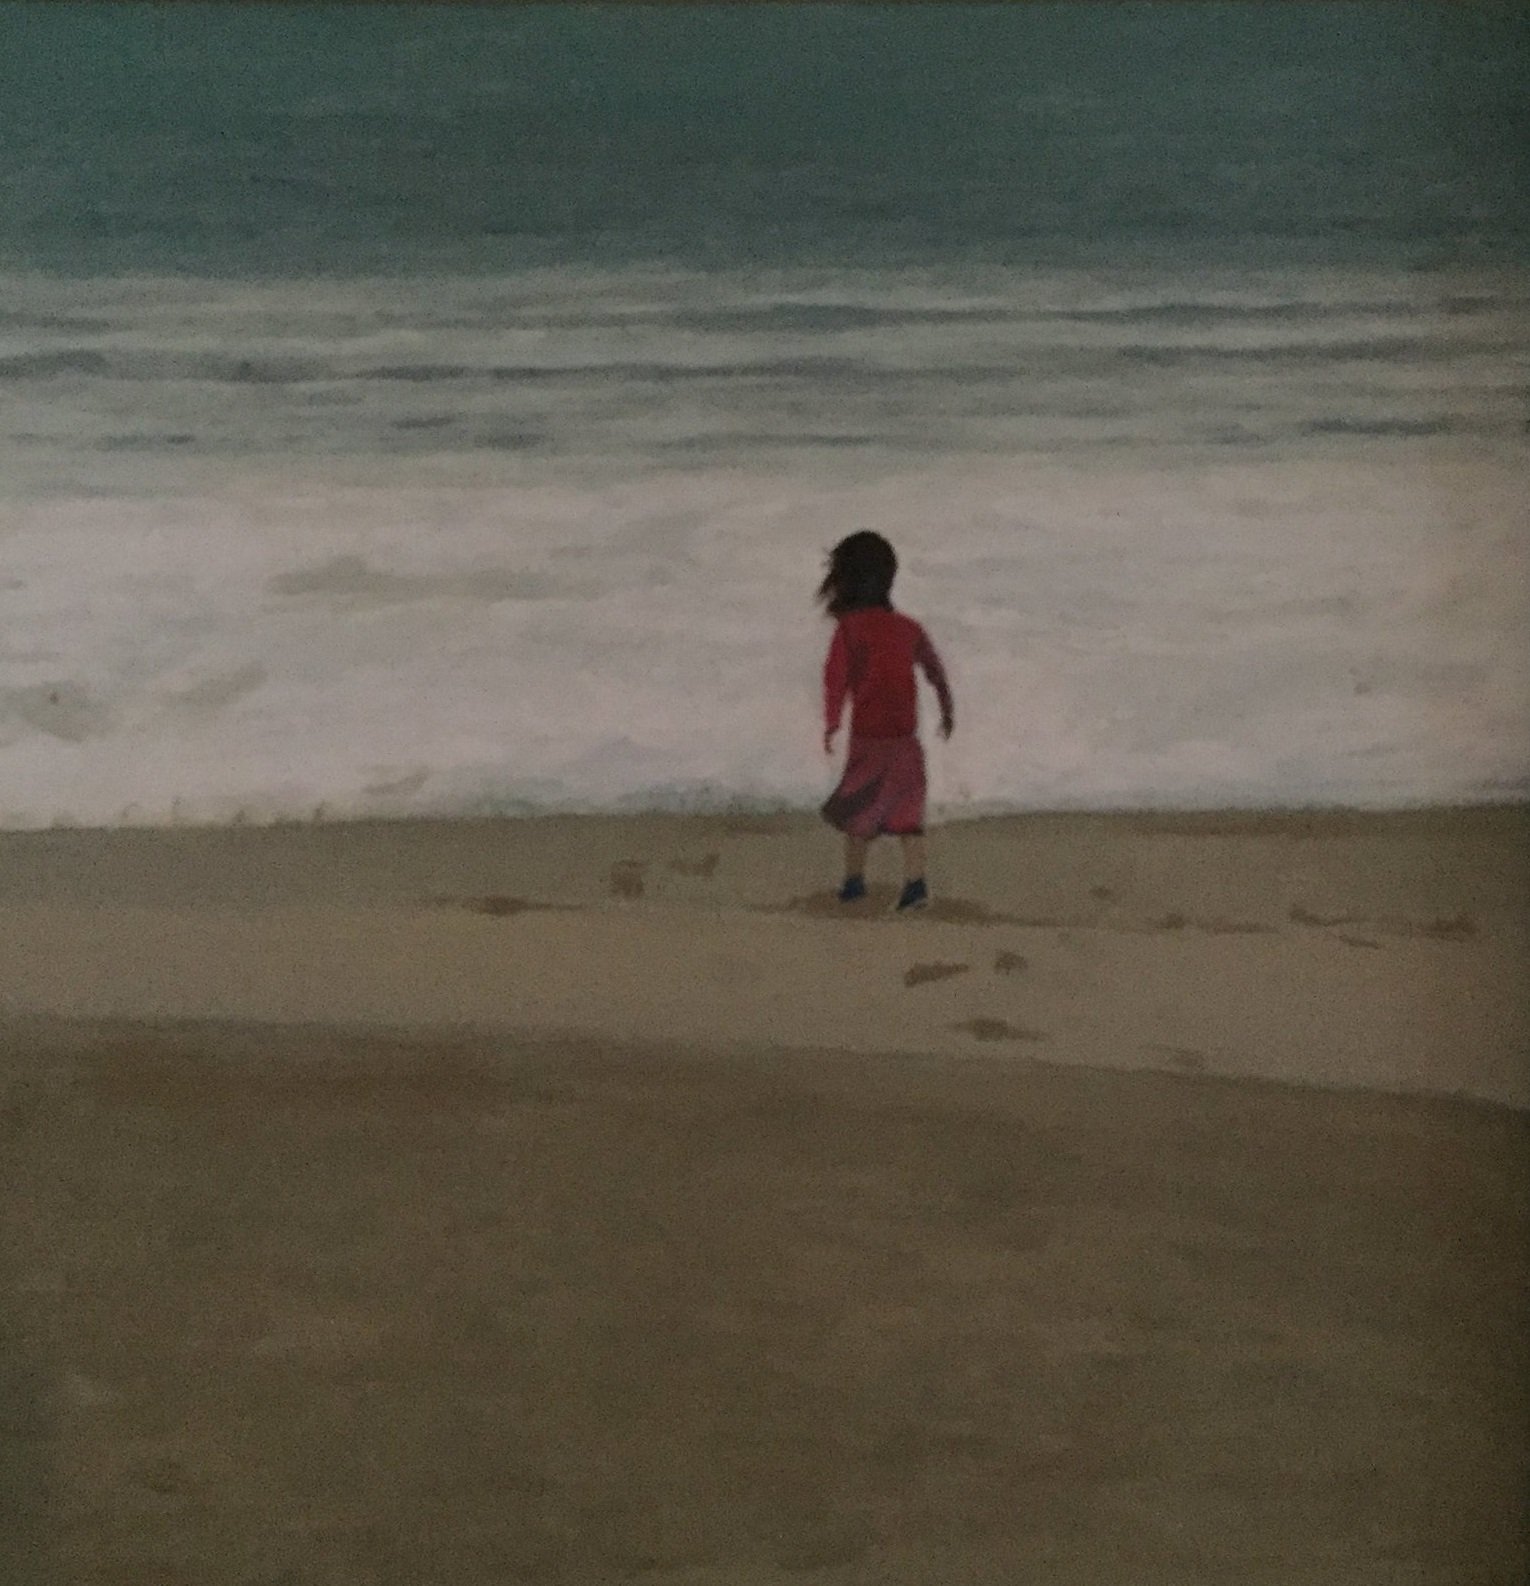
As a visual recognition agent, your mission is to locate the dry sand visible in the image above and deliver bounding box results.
[1,809,1527,1583]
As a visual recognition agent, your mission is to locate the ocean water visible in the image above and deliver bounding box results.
[1,4,1527,825]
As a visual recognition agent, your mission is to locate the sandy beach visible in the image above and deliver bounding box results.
[2,808,1527,1583]
[2,806,1526,1104]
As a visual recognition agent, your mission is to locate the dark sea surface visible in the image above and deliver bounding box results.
[1,2,1526,276]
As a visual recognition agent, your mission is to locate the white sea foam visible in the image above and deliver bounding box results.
[1,448,1525,828]
[3,263,1525,825]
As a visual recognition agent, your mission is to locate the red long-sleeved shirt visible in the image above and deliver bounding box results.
[823,607,954,741]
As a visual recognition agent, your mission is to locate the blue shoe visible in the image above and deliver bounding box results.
[837,875,867,903]
[895,879,929,912]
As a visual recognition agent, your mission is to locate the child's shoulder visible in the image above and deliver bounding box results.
[837,607,927,644]
[843,605,921,626]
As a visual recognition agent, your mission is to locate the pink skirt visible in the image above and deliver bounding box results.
[822,735,927,839]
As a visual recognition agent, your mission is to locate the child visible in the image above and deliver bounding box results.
[818,531,954,910]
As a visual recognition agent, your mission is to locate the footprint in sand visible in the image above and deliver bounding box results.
[953,1017,1048,1044]
[903,962,971,988]
[608,860,648,899]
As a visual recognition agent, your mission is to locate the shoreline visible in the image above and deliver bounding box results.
[5,795,1527,838]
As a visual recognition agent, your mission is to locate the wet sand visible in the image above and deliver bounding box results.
[1,809,1527,1582]
[1,806,1526,1103]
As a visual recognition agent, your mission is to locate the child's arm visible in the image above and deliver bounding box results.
[823,624,850,752]
[915,629,955,738]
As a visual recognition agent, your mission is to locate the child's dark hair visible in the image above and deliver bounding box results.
[817,531,897,616]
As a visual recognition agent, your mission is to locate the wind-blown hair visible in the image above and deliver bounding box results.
[817,531,898,617]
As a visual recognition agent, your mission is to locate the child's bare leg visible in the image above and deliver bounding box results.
[843,835,869,880]
[899,833,925,883]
